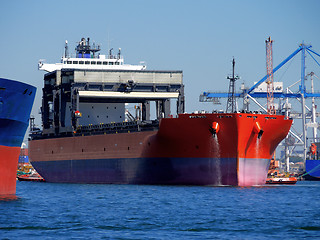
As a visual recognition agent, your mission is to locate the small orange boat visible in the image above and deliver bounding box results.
[266,177,297,184]
[266,157,297,184]
[17,174,45,182]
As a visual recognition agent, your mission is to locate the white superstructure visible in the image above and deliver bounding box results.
[38,37,146,72]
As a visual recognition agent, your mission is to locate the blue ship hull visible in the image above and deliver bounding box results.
[31,157,239,185]
[0,78,36,147]
[305,159,320,180]
[0,78,36,195]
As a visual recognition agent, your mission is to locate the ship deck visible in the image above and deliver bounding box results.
[30,120,159,140]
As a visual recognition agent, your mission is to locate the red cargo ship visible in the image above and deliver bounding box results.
[29,113,292,186]
[29,38,292,186]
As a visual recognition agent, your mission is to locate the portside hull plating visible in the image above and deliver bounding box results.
[31,157,271,186]
[29,113,292,186]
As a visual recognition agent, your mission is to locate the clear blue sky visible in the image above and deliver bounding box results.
[1,0,320,122]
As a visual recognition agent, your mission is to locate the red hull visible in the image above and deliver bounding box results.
[144,113,292,186]
[29,113,292,186]
[0,146,20,195]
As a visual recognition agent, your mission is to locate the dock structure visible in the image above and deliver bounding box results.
[41,69,184,136]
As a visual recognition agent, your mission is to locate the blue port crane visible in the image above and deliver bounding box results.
[200,43,320,100]
[200,42,320,169]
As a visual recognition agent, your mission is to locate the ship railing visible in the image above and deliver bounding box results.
[29,120,159,140]
[64,53,124,60]
[75,120,159,136]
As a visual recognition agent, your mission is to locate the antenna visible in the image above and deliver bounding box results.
[118,48,121,59]
[109,48,113,58]
[107,32,110,57]
[64,40,69,58]
[226,57,240,113]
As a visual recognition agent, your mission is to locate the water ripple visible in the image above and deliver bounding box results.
[0,181,319,239]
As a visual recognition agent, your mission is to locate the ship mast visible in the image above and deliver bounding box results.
[226,57,239,113]
[75,37,101,58]
[64,40,69,58]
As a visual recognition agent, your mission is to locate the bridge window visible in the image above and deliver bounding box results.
[103,62,108,65]
[85,61,90,64]
[91,61,96,65]
[79,61,84,64]
[109,62,114,65]
[97,61,102,65]
[73,61,78,64]
[67,61,72,64]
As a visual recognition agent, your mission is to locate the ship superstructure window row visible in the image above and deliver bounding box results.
[64,60,121,65]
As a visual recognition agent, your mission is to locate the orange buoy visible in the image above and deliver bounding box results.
[253,121,261,133]
[253,121,264,139]
[212,122,220,135]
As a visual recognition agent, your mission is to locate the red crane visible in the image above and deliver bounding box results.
[266,37,275,114]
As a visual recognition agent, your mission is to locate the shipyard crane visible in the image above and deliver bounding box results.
[199,39,320,172]
[266,37,275,115]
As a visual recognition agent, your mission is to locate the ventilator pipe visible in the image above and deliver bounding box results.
[253,121,264,139]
